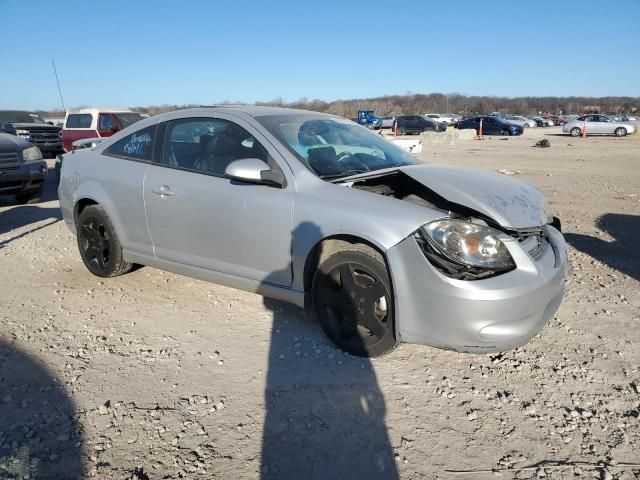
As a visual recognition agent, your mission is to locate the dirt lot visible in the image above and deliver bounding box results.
[1,126,639,480]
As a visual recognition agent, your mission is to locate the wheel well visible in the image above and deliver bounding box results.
[302,235,387,294]
[74,198,98,224]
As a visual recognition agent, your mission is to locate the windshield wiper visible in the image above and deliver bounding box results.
[319,169,369,181]
[325,166,407,183]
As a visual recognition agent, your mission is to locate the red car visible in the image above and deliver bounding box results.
[62,109,146,151]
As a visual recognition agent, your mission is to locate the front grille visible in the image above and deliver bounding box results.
[19,128,61,146]
[0,145,18,154]
[0,151,20,170]
[24,129,61,142]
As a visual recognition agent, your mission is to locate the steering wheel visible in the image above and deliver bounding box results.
[336,151,354,162]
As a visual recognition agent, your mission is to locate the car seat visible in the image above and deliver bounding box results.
[194,133,239,175]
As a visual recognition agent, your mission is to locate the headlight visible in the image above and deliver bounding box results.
[22,146,43,162]
[16,129,30,136]
[420,219,515,270]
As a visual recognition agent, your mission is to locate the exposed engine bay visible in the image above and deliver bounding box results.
[343,170,495,225]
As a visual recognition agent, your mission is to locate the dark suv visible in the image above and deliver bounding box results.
[457,116,524,136]
[0,110,64,157]
[0,133,48,203]
[394,116,446,135]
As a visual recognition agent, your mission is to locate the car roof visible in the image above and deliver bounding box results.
[195,105,323,117]
[66,108,136,116]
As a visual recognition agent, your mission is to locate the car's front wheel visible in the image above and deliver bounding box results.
[500,129,510,136]
[312,244,397,357]
[570,127,582,137]
[77,205,133,278]
[614,127,627,137]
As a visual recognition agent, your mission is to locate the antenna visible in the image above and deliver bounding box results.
[51,59,66,112]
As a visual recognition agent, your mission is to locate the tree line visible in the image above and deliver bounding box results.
[38,93,639,118]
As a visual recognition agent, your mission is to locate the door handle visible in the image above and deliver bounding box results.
[151,185,175,197]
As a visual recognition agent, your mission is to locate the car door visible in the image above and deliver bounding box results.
[143,115,294,287]
[581,115,598,134]
[481,117,497,134]
[98,124,158,258]
[593,115,613,134]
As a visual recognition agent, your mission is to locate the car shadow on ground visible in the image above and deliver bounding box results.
[259,222,399,480]
[0,167,61,248]
[564,213,640,281]
[0,339,84,479]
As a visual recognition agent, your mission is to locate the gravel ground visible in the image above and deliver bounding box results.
[0,126,638,479]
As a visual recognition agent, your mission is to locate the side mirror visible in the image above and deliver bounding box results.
[225,158,284,187]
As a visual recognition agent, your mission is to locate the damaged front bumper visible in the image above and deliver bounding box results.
[387,225,568,353]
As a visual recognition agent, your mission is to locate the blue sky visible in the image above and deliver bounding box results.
[2,0,639,110]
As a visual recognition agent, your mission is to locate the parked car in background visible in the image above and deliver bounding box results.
[622,115,638,121]
[424,114,454,126]
[503,115,536,128]
[456,116,524,136]
[62,109,146,151]
[0,110,63,157]
[563,115,637,137]
[380,116,396,129]
[355,110,382,130]
[526,116,545,127]
[530,116,553,127]
[395,116,446,135]
[542,115,565,126]
[58,106,568,357]
[0,133,48,203]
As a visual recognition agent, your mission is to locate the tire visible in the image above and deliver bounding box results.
[614,127,627,137]
[500,129,510,136]
[77,205,133,278]
[15,186,43,204]
[312,244,397,357]
[570,127,582,137]
[398,127,406,135]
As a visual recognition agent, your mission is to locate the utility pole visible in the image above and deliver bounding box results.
[51,59,66,112]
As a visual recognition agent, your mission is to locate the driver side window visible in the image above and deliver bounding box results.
[161,118,268,176]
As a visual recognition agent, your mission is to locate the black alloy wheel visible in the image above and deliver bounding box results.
[77,205,133,277]
[313,247,396,357]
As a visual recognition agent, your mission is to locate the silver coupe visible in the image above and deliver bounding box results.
[59,106,568,357]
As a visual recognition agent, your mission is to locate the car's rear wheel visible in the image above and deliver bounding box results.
[570,127,582,137]
[77,205,133,278]
[614,127,627,137]
[397,127,406,135]
[312,245,397,357]
[500,129,510,136]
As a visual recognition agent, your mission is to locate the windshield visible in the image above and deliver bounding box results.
[256,114,418,179]
[0,111,47,124]
[114,113,145,128]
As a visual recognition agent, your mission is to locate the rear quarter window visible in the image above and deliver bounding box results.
[65,114,93,129]
[104,125,156,161]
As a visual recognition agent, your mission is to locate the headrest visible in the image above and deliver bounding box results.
[307,146,342,175]
[205,133,237,156]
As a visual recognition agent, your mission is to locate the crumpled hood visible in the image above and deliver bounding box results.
[402,164,552,229]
